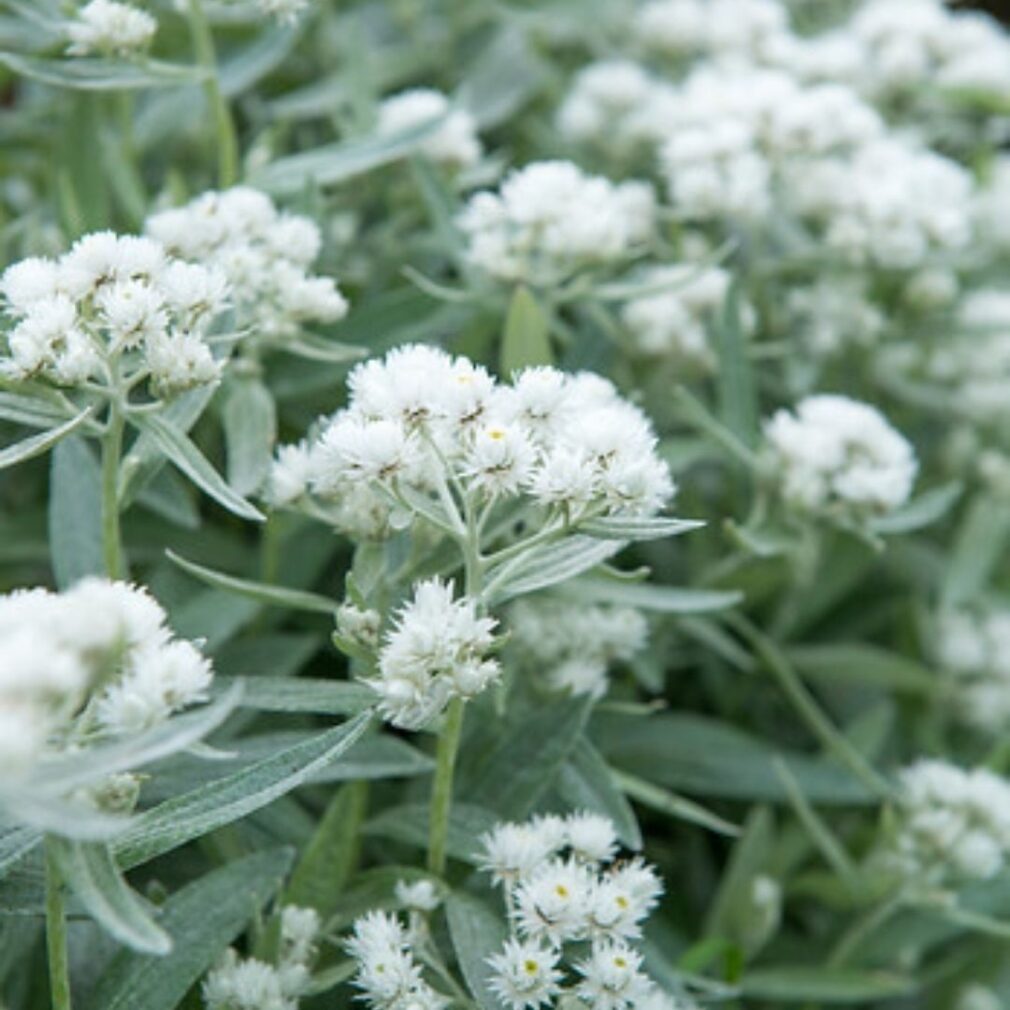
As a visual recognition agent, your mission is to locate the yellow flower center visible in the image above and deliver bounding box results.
[555,884,569,898]
[523,960,540,975]
[487,427,507,441]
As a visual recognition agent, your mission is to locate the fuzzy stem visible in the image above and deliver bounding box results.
[186,0,239,187]
[426,504,483,876]
[427,695,465,877]
[101,402,125,580]
[45,838,72,1010]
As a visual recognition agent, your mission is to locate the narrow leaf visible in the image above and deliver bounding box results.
[50,839,171,954]
[582,516,704,542]
[0,406,94,471]
[48,435,103,589]
[447,893,510,1010]
[167,550,333,613]
[500,285,552,377]
[132,414,264,521]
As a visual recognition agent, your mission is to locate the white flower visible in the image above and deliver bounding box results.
[478,821,563,888]
[486,939,563,1010]
[268,441,315,506]
[1,256,62,312]
[575,940,653,1010]
[463,421,536,497]
[279,905,320,970]
[378,89,482,168]
[395,879,441,913]
[66,0,156,57]
[95,279,168,349]
[458,161,654,284]
[764,395,917,516]
[566,812,619,864]
[346,911,446,1010]
[203,949,294,1010]
[514,857,595,945]
[145,186,346,340]
[368,579,499,729]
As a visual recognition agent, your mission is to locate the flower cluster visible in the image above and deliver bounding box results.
[0,231,229,394]
[0,579,213,779]
[268,344,675,537]
[509,599,648,700]
[203,905,321,1010]
[457,161,655,284]
[936,608,1010,734]
[366,578,499,729]
[619,262,749,368]
[633,0,790,63]
[145,186,347,342]
[785,276,884,358]
[66,0,156,57]
[762,394,917,518]
[377,89,482,169]
[346,910,445,1010]
[787,138,972,270]
[883,761,1010,884]
[479,813,686,1010]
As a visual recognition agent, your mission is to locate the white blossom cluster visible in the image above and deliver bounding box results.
[632,0,790,63]
[936,608,1010,734]
[377,89,482,169]
[884,760,1010,884]
[268,344,675,538]
[346,910,446,1010]
[457,162,655,284]
[619,262,747,368]
[366,578,499,730]
[479,813,687,1010]
[0,231,229,394]
[786,139,972,270]
[203,905,321,1010]
[509,599,648,700]
[0,579,213,779]
[66,0,156,57]
[784,277,884,358]
[145,186,347,342]
[762,394,917,517]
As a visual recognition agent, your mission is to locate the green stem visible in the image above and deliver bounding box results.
[45,838,72,1010]
[101,403,125,580]
[186,0,239,187]
[427,695,465,877]
[427,504,483,877]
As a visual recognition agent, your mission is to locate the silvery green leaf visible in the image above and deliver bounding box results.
[581,516,704,542]
[48,435,103,589]
[500,285,553,378]
[84,847,293,1010]
[222,376,276,497]
[0,405,94,471]
[49,838,171,955]
[167,550,335,613]
[0,390,75,429]
[868,481,962,535]
[0,52,203,90]
[28,683,243,795]
[115,712,371,868]
[235,677,373,716]
[740,967,914,1002]
[447,893,510,1010]
[562,577,742,614]
[488,536,625,604]
[248,115,448,195]
[131,414,264,521]
[283,333,366,364]
[455,27,547,129]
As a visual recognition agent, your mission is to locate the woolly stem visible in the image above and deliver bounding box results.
[427,506,483,876]
[186,0,239,187]
[45,838,72,1010]
[427,695,465,876]
[101,401,125,580]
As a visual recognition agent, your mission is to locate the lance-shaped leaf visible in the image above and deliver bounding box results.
[131,414,264,521]
[115,712,371,867]
[0,405,94,471]
[49,839,171,954]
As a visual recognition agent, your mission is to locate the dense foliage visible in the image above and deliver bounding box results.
[3,1,1010,1008]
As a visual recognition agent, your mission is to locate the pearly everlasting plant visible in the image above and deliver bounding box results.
[762,394,917,519]
[145,187,347,347]
[377,89,482,169]
[457,162,655,285]
[65,0,157,56]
